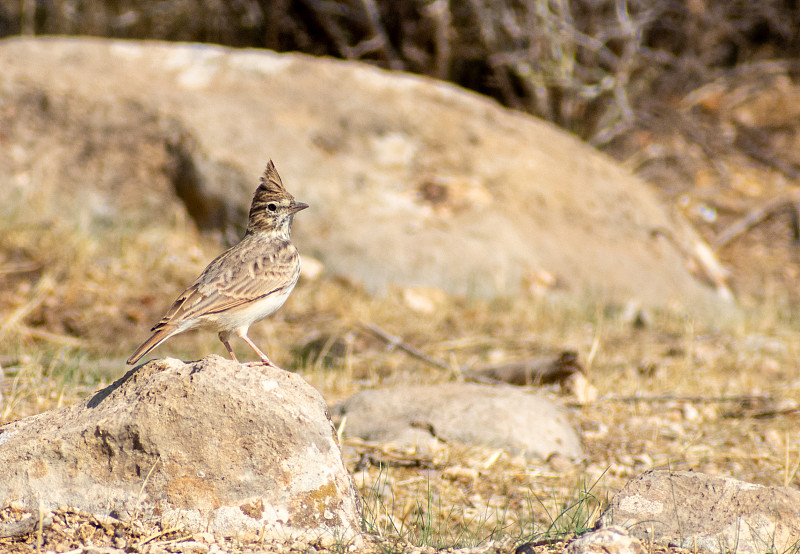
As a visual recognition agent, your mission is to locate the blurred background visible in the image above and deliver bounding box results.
[3,0,800,304]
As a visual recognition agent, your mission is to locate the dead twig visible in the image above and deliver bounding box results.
[423,0,452,80]
[347,437,442,470]
[651,227,732,299]
[733,122,800,180]
[358,0,403,69]
[139,526,184,546]
[0,261,41,276]
[569,393,773,407]
[362,324,588,392]
[360,322,449,371]
[712,191,800,250]
[15,326,82,347]
[722,398,799,419]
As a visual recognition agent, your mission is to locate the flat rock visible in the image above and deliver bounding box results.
[0,36,734,314]
[0,356,361,545]
[333,383,582,459]
[600,470,800,554]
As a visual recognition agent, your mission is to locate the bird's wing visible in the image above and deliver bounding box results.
[150,239,300,331]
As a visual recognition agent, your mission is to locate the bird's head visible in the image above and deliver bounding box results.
[247,160,308,236]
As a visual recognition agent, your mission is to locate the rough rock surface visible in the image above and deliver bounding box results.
[0,36,732,314]
[0,356,362,545]
[600,470,800,554]
[565,527,646,554]
[333,383,582,459]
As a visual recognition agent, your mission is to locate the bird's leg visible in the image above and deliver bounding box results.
[239,333,276,367]
[218,332,239,362]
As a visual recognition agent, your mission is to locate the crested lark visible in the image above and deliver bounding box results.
[127,160,307,367]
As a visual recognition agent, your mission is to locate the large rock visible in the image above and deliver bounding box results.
[0,356,362,545]
[333,383,583,459]
[600,470,800,554]
[0,36,732,313]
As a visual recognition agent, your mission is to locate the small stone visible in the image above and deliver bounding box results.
[401,287,446,314]
[194,532,215,544]
[547,453,574,473]
[763,428,784,450]
[301,256,324,281]
[566,527,646,554]
[442,466,479,483]
[515,542,535,554]
[681,402,700,422]
[176,541,210,554]
[760,358,781,376]
[565,373,598,403]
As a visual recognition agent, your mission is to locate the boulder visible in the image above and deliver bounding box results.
[333,383,582,459]
[0,356,362,545]
[0,36,732,313]
[600,470,800,554]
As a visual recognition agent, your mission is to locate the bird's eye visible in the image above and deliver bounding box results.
[267,203,277,212]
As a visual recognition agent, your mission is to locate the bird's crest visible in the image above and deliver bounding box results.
[256,160,287,196]
[251,160,294,208]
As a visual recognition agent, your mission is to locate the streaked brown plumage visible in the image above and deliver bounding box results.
[127,160,307,366]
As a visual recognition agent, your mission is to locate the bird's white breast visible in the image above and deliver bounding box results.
[200,284,296,333]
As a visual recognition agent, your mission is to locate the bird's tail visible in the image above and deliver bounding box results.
[126,326,177,365]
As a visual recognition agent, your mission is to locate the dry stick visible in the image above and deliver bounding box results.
[791,202,800,241]
[362,323,580,387]
[712,191,800,250]
[0,261,41,276]
[608,394,769,403]
[360,322,450,371]
[18,325,83,347]
[347,437,442,469]
[735,405,800,419]
[36,501,44,554]
[425,0,452,80]
[733,121,800,179]
[139,526,185,545]
[568,394,772,407]
[359,0,403,69]
[467,0,524,111]
[150,534,195,547]
[336,415,347,444]
[612,0,637,122]
[785,440,800,487]
[131,457,161,524]
[313,8,352,59]
[681,60,800,113]
[650,227,732,299]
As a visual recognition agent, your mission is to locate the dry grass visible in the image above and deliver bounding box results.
[2,176,800,553]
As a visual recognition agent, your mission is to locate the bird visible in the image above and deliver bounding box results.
[126,160,308,367]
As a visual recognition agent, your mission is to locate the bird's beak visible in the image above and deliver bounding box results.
[289,202,309,215]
